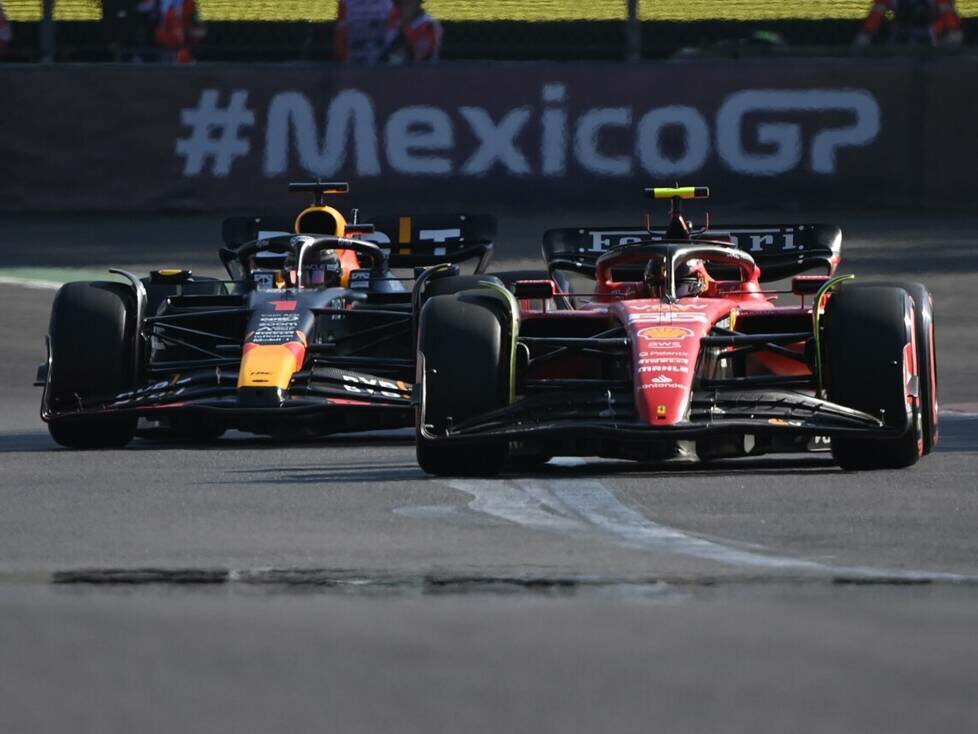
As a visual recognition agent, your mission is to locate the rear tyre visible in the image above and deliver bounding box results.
[46,282,137,448]
[824,285,920,470]
[416,294,508,476]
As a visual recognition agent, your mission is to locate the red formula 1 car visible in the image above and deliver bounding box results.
[415,187,938,474]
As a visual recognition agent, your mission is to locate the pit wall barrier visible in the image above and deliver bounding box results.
[1,59,975,212]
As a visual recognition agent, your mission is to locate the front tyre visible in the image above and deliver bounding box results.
[416,294,508,476]
[824,285,920,470]
[46,282,137,448]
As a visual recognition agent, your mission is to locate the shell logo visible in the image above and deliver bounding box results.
[638,326,694,340]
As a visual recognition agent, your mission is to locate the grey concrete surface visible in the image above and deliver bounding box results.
[4,586,978,734]
[1,211,977,733]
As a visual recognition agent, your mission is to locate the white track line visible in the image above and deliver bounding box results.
[943,405,978,417]
[550,479,826,571]
[453,479,585,532]
[0,276,62,291]
[447,478,967,580]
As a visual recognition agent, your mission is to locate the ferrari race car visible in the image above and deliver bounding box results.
[415,186,938,474]
[37,182,524,447]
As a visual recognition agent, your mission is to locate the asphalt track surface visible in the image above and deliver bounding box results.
[1,210,977,733]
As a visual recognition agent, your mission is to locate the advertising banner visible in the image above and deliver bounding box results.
[1,60,975,212]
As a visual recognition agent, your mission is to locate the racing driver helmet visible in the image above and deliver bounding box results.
[644,257,708,298]
[302,249,343,288]
[675,259,708,298]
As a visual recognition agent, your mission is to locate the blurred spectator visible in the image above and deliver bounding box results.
[334,0,395,64]
[137,0,206,62]
[855,0,964,47]
[102,1,158,61]
[382,0,442,64]
[0,2,11,54]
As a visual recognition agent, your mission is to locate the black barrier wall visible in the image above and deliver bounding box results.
[0,60,976,212]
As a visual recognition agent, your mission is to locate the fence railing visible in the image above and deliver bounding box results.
[2,1,974,63]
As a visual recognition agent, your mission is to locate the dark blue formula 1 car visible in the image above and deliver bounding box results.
[36,182,516,447]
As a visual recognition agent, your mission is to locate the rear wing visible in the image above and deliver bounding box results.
[542,224,841,282]
[365,213,495,272]
[222,213,495,273]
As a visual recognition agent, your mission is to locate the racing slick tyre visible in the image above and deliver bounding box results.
[877,281,938,455]
[46,281,137,449]
[416,294,509,476]
[824,285,920,470]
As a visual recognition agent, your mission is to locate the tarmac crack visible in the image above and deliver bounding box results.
[30,568,978,594]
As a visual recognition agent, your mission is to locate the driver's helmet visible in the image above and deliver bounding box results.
[676,259,708,298]
[302,249,343,288]
[644,257,708,298]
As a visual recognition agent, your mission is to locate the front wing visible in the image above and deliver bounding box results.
[40,365,412,424]
[419,389,906,444]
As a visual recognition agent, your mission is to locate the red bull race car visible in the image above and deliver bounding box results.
[37,182,515,447]
[415,187,938,474]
